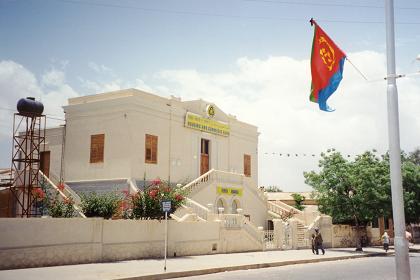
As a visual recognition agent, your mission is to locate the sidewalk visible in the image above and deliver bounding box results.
[0,246,402,280]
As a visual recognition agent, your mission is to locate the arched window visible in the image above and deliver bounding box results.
[231,200,239,214]
[216,198,226,214]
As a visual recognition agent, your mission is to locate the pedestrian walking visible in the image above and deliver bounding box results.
[382,231,390,252]
[311,233,316,254]
[314,228,325,255]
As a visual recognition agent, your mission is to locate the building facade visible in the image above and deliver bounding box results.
[51,88,258,187]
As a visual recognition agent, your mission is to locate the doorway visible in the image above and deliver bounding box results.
[200,139,210,175]
[40,151,50,178]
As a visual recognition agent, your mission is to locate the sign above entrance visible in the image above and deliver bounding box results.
[217,186,243,196]
[185,112,230,137]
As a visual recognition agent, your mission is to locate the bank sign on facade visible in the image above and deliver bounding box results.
[185,112,230,137]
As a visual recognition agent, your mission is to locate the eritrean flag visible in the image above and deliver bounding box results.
[310,19,346,112]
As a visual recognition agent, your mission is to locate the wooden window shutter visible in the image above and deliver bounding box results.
[244,154,251,177]
[145,134,158,164]
[90,134,105,163]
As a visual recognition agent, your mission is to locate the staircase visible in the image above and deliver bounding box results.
[39,171,85,218]
[267,200,305,224]
[297,221,308,248]
[176,170,265,248]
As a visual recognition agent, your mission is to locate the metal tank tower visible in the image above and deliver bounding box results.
[8,97,46,217]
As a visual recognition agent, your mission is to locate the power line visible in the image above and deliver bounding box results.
[242,0,420,11]
[54,0,420,25]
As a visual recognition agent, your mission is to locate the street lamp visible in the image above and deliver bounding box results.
[347,189,362,251]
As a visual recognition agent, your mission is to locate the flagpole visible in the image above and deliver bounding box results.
[384,1,411,280]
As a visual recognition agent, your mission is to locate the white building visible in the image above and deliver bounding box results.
[42,89,273,226]
[63,89,258,185]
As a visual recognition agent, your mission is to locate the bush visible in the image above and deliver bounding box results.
[48,198,75,218]
[36,181,76,218]
[124,178,186,220]
[81,192,122,219]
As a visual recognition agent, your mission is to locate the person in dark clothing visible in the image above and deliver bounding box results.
[311,233,316,254]
[314,228,325,255]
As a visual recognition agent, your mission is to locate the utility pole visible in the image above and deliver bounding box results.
[384,0,411,279]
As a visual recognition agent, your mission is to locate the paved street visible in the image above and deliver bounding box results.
[171,253,420,280]
[1,247,418,280]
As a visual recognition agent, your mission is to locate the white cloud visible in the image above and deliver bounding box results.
[152,51,420,191]
[88,62,113,75]
[1,53,418,190]
[0,61,79,167]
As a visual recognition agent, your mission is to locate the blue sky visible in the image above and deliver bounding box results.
[1,0,419,191]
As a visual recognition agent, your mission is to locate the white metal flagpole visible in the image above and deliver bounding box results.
[384,1,411,279]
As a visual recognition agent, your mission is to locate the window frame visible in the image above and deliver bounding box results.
[244,154,251,177]
[145,134,158,164]
[90,134,105,163]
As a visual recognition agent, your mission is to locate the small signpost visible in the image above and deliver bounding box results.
[162,200,171,272]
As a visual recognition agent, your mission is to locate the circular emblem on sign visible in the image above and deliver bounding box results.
[206,104,215,118]
[318,36,335,71]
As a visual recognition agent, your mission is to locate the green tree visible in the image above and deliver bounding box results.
[402,149,420,223]
[304,149,390,250]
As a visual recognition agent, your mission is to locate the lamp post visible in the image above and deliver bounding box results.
[384,0,411,279]
[348,190,362,251]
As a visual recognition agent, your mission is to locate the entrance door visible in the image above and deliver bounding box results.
[40,151,50,178]
[200,139,210,175]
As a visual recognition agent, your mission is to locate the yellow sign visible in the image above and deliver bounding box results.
[185,112,230,137]
[217,186,243,196]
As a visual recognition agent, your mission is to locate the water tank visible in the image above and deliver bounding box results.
[17,97,44,117]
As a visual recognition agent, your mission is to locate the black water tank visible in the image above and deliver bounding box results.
[17,97,44,117]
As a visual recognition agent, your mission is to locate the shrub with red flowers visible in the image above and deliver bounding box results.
[37,180,76,217]
[124,178,186,220]
[48,197,75,218]
[32,187,46,200]
[57,183,65,192]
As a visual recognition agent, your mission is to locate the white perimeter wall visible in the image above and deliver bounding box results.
[0,218,261,269]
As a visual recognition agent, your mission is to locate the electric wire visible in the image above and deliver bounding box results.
[242,0,420,11]
[53,0,420,25]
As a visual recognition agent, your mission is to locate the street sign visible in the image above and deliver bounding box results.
[161,200,172,272]
[162,200,171,213]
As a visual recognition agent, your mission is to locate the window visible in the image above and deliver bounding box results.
[145,134,158,164]
[244,154,251,177]
[231,199,239,214]
[90,134,104,163]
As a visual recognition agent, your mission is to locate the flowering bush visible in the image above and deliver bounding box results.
[36,181,76,217]
[123,178,186,220]
[48,198,75,218]
[32,187,46,200]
